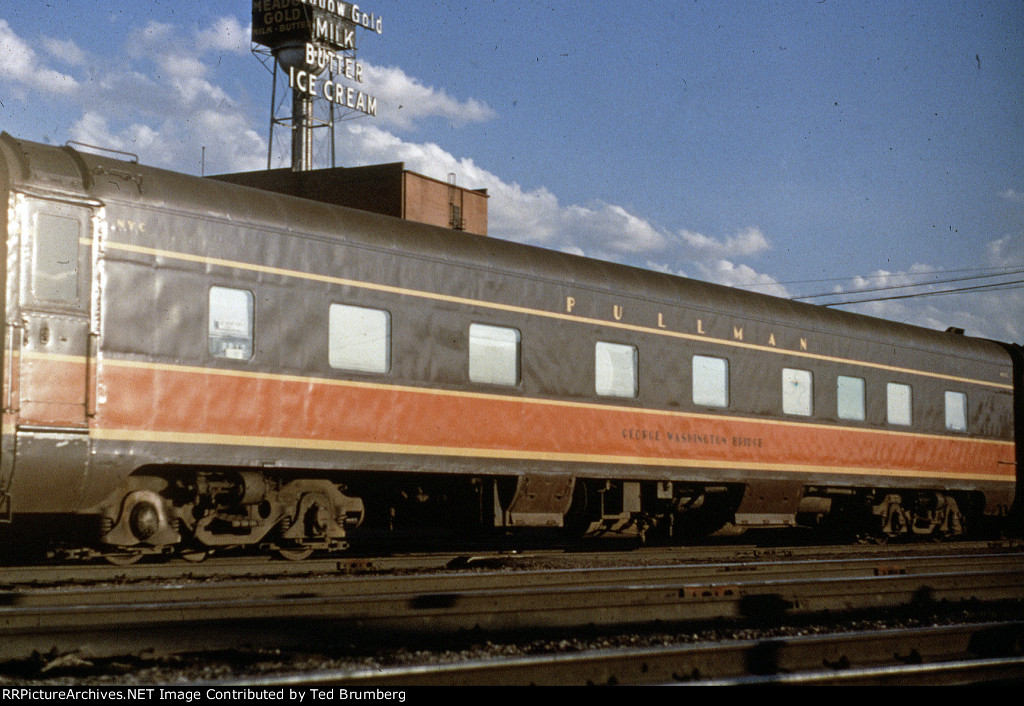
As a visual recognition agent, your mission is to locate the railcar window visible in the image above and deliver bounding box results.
[208,286,254,360]
[33,213,80,302]
[782,368,813,416]
[595,342,638,398]
[469,324,520,386]
[945,391,968,432]
[692,355,729,407]
[837,375,866,421]
[329,304,391,374]
[886,383,913,426]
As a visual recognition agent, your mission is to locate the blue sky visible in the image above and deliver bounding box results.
[1,0,1022,342]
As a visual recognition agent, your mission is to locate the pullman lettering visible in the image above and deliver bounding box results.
[558,294,812,355]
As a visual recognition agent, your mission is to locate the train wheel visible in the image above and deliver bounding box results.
[277,545,314,561]
[104,551,144,566]
[180,549,210,563]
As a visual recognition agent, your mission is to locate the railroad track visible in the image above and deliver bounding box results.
[0,541,1020,669]
[229,621,1024,686]
[3,538,1018,586]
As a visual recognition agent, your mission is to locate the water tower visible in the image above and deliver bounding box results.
[251,0,381,171]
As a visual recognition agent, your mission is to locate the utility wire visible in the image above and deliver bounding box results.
[793,267,1024,301]
[818,278,1024,307]
[740,263,1021,289]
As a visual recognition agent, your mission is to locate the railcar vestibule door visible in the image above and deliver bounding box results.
[3,195,96,513]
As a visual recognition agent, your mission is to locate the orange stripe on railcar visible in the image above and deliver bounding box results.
[17,353,88,428]
[85,356,1015,483]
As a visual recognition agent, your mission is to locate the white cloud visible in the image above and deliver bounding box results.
[337,124,674,261]
[195,16,251,55]
[0,17,256,154]
[125,20,176,60]
[191,109,266,173]
[563,203,669,256]
[679,226,770,260]
[40,36,89,67]
[71,112,165,158]
[968,289,1024,343]
[337,124,789,295]
[821,261,1023,343]
[154,53,238,110]
[0,15,263,174]
[0,19,79,95]
[846,291,1023,344]
[847,265,938,293]
[70,107,264,176]
[361,63,497,129]
[695,260,790,298]
[1000,188,1024,204]
[987,233,1024,267]
[980,234,1024,342]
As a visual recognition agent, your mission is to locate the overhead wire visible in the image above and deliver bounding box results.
[727,262,1024,306]
[739,263,1021,289]
[817,278,1024,307]
[793,267,1024,302]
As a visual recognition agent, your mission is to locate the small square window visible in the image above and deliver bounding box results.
[595,342,638,398]
[209,286,254,360]
[837,375,866,421]
[693,355,729,407]
[329,304,391,373]
[887,383,912,426]
[469,323,520,386]
[945,391,967,432]
[783,368,813,416]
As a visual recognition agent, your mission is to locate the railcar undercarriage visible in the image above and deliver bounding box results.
[94,468,365,563]
[52,467,995,564]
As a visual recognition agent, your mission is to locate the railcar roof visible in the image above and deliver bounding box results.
[0,132,1010,367]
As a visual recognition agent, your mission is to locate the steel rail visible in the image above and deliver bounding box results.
[240,621,1024,686]
[2,538,1020,587]
[0,548,1021,661]
[2,545,1022,609]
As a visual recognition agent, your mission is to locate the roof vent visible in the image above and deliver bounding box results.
[945,326,965,335]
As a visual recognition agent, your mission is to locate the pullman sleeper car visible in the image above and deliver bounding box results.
[0,132,1019,563]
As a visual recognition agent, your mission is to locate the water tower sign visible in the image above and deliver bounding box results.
[252,0,381,169]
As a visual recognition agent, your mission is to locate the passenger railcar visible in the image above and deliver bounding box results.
[0,133,1019,562]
